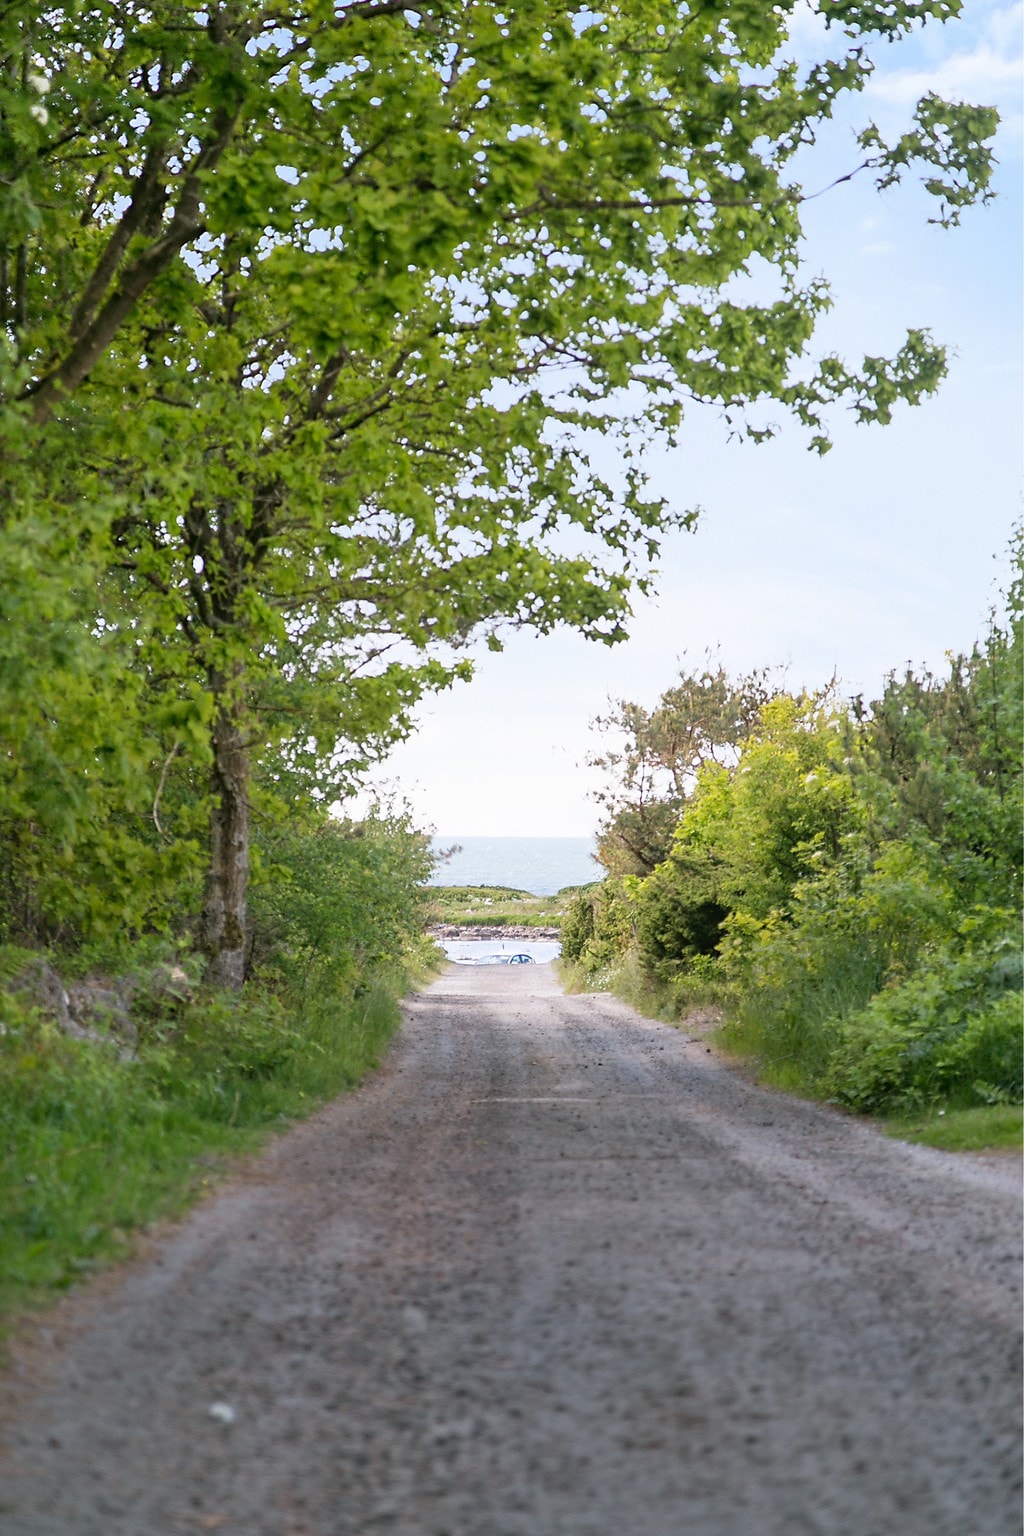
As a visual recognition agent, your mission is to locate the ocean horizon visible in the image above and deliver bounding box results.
[429,835,601,896]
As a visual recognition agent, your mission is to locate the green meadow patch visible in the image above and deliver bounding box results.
[426,884,586,928]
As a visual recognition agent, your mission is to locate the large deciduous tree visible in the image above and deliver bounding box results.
[0,1,998,983]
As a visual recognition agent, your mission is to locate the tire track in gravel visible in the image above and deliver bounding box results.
[1,963,1020,1536]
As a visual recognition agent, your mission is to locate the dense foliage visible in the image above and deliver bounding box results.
[0,0,999,982]
[0,810,433,1319]
[566,550,1023,1114]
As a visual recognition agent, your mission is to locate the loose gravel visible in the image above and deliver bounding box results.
[1,963,1020,1536]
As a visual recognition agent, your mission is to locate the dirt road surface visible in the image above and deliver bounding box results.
[2,964,1021,1535]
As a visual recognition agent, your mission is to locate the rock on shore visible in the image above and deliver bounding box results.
[428,925,561,941]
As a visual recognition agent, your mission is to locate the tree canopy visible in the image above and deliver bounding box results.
[0,1,999,982]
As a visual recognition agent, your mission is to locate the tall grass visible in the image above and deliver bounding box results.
[718,908,885,1091]
[0,955,423,1330]
[561,945,732,1032]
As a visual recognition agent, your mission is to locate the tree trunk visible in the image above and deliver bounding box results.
[202,701,249,990]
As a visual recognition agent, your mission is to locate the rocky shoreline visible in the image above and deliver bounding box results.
[428,925,562,941]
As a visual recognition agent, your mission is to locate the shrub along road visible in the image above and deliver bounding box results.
[1,964,1020,1535]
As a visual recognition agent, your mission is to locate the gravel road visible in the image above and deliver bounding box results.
[2,963,1021,1536]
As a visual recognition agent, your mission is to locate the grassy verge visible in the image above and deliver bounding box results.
[883,1104,1023,1153]
[560,949,730,1023]
[0,951,433,1335]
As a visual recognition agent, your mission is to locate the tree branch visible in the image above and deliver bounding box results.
[69,138,170,342]
[27,102,242,424]
[152,739,181,840]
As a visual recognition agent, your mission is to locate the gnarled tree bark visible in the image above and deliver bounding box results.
[201,697,250,991]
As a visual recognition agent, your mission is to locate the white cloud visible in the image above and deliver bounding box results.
[867,2,1022,114]
[869,46,1022,107]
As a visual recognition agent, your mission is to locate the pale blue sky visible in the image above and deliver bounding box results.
[364,1,1023,838]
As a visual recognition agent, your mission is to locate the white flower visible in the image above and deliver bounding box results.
[29,103,48,125]
[27,72,50,95]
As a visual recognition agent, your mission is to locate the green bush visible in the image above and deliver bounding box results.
[250,812,432,990]
[718,841,954,1085]
[635,847,728,972]
[828,938,1023,1112]
[560,889,596,962]
[559,877,637,978]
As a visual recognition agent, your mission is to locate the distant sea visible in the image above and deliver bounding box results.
[429,835,601,896]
